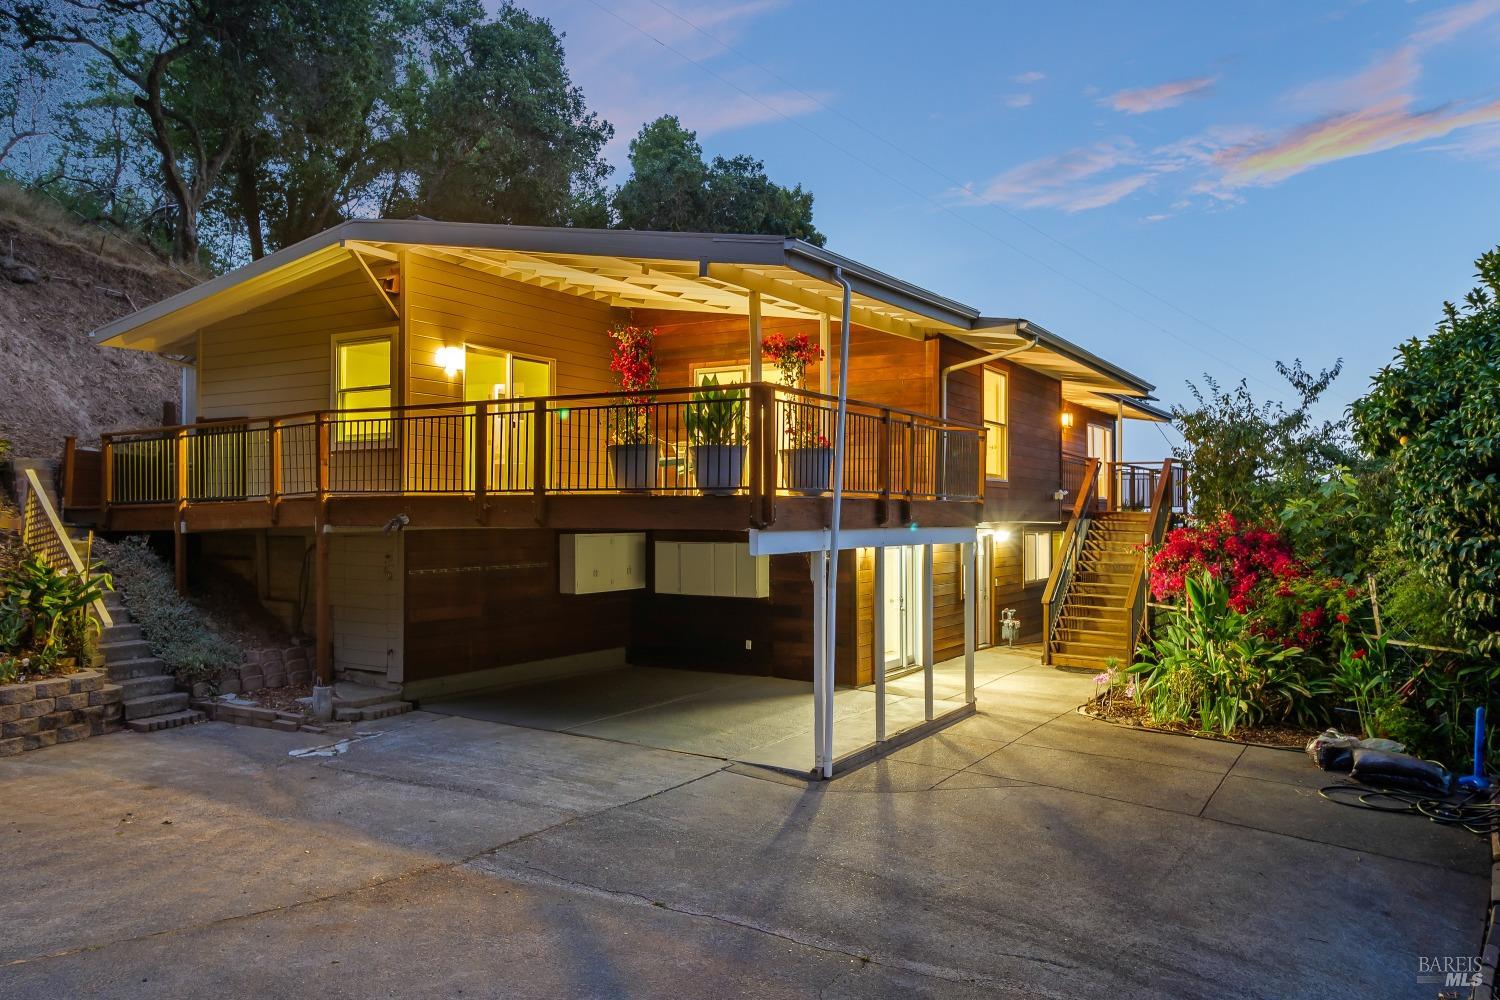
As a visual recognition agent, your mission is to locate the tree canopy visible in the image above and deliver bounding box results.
[613,115,824,245]
[1352,247,1500,653]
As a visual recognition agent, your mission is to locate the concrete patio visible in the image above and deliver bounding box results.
[0,651,1486,999]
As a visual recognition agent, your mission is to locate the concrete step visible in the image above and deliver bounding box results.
[334,700,412,722]
[119,675,176,700]
[332,682,402,709]
[125,710,205,733]
[100,639,152,664]
[107,657,172,681]
[99,623,143,644]
[123,691,190,720]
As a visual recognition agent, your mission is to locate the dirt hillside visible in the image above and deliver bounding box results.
[0,188,200,460]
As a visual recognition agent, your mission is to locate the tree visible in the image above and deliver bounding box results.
[613,115,825,245]
[1352,247,1500,653]
[3,0,278,262]
[379,2,612,228]
[1171,359,1354,522]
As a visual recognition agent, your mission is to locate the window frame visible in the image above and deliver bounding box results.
[983,367,1009,481]
[1022,529,1059,585]
[330,331,395,447]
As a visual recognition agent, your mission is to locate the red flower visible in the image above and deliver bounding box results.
[1345,587,1359,599]
[1351,648,1367,660]
[1336,613,1350,624]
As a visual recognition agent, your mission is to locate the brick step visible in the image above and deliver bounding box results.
[100,639,153,664]
[334,700,412,722]
[119,675,176,700]
[107,657,172,681]
[123,691,190,720]
[125,710,205,733]
[99,623,143,644]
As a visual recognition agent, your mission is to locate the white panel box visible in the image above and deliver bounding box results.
[559,532,647,594]
[654,541,769,599]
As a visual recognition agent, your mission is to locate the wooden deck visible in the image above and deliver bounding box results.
[66,383,985,535]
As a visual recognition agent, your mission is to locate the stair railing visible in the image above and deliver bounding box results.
[1123,458,1176,662]
[21,467,113,629]
[1042,457,1100,664]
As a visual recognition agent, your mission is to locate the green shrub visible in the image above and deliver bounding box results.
[96,537,238,692]
[0,553,110,677]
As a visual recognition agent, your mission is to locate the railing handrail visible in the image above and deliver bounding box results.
[100,382,987,441]
[1041,457,1100,663]
[21,468,113,629]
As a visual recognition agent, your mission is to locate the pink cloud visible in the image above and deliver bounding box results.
[1216,96,1500,187]
[963,140,1160,211]
[1106,75,1217,114]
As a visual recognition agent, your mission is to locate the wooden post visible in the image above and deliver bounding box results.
[748,291,763,383]
[268,417,283,522]
[314,522,332,686]
[173,427,188,596]
[876,408,891,525]
[818,313,831,395]
[315,413,330,501]
[61,436,77,510]
[100,435,113,512]
[472,399,489,517]
[749,384,765,526]
[531,398,547,525]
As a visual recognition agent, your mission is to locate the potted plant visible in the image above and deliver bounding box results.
[607,325,659,490]
[685,375,746,495]
[762,333,831,495]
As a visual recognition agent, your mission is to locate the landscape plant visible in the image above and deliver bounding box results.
[0,552,110,681]
[96,536,237,693]
[685,375,745,447]
[762,333,828,449]
[606,324,657,446]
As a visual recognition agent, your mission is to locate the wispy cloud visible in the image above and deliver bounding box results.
[1013,70,1046,85]
[1106,75,1217,114]
[959,140,1165,212]
[1003,93,1034,109]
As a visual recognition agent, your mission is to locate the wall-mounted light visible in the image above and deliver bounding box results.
[435,346,464,378]
[994,528,1013,543]
[1060,410,1074,429]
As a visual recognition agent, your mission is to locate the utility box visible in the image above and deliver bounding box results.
[559,532,646,594]
[655,541,769,599]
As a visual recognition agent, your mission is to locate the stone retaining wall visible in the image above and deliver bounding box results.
[0,670,124,755]
[217,646,312,695]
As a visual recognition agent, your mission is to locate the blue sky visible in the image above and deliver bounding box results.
[530,0,1500,455]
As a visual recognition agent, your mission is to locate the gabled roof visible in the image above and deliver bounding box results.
[91,219,1160,409]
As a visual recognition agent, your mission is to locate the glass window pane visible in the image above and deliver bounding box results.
[338,339,391,391]
[511,357,552,398]
[984,370,1006,424]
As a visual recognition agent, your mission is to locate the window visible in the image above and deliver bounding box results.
[693,364,748,386]
[334,336,392,442]
[1023,530,1059,584]
[983,368,1008,479]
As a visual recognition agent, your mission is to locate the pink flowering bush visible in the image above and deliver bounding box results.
[608,325,658,444]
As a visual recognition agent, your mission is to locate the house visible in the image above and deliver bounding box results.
[62,220,1179,774]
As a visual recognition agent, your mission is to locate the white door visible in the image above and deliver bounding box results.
[1087,424,1113,506]
[977,535,993,647]
[882,546,924,676]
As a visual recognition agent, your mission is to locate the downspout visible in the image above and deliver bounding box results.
[939,322,1040,421]
[821,267,854,777]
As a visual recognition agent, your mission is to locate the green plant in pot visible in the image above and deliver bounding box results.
[685,376,747,495]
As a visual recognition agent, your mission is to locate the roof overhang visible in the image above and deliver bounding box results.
[90,220,1160,408]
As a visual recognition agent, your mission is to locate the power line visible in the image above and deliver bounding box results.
[595,0,1349,406]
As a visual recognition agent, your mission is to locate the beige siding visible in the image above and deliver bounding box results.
[402,250,620,407]
[197,259,395,420]
[330,532,404,683]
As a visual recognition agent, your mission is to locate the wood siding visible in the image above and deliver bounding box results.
[940,336,1065,524]
[401,251,621,407]
[197,259,394,420]
[989,530,1045,643]
[401,529,630,683]
[330,532,404,682]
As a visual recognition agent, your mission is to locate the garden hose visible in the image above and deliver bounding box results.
[1318,783,1500,836]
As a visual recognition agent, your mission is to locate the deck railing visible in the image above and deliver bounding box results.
[97,383,984,515]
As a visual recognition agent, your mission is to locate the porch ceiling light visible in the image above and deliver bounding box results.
[435,346,464,378]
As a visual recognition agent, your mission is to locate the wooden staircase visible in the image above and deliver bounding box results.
[1048,511,1149,670]
[1042,458,1181,673]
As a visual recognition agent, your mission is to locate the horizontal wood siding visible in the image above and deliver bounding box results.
[402,251,621,408]
[330,532,403,681]
[197,260,394,419]
[989,530,1045,643]
[940,336,1064,523]
[401,528,630,682]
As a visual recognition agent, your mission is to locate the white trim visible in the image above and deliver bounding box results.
[748,526,975,556]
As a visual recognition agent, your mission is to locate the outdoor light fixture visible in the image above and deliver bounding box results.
[1060,410,1074,429]
[435,346,464,378]
[994,529,1013,543]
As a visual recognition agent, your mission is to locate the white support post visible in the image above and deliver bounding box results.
[748,291,763,383]
[818,312,831,395]
[811,548,830,776]
[963,542,976,706]
[922,544,935,722]
[872,546,886,742]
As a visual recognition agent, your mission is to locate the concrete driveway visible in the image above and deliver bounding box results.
[0,656,1485,999]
